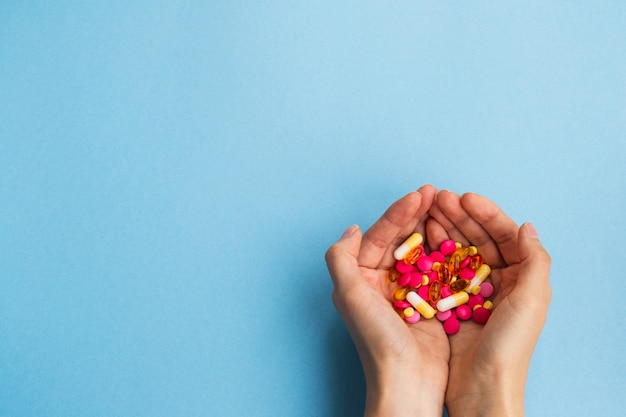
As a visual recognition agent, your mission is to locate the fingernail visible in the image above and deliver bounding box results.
[342,224,359,238]
[526,222,539,239]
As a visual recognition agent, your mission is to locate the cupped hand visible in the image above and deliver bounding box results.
[427,191,552,416]
[325,185,449,417]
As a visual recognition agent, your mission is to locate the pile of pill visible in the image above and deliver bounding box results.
[387,232,494,335]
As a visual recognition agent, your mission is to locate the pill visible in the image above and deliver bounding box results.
[483,300,494,310]
[479,282,494,298]
[408,271,422,288]
[393,286,410,301]
[465,264,491,294]
[405,311,421,324]
[456,304,473,321]
[421,274,430,286]
[469,246,478,256]
[441,285,453,298]
[473,307,490,324]
[438,265,451,285]
[403,307,415,317]
[386,268,400,284]
[449,278,470,293]
[429,251,445,264]
[417,255,434,272]
[394,233,424,260]
[403,245,424,264]
[396,260,416,274]
[406,291,436,319]
[428,281,442,304]
[439,239,457,256]
[417,285,430,301]
[461,255,471,269]
[469,254,483,271]
[436,292,469,312]
[459,267,475,279]
[467,294,484,310]
[436,309,453,321]
[393,300,411,309]
[398,272,411,287]
[443,317,460,335]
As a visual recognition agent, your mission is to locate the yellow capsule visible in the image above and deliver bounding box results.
[483,300,494,310]
[471,286,482,295]
[403,307,415,317]
[436,292,469,312]
[393,233,424,261]
[406,291,436,319]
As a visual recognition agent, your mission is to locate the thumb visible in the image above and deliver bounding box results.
[517,222,552,305]
[325,224,363,291]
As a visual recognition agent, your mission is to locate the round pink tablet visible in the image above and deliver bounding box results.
[473,307,490,324]
[459,267,475,279]
[408,271,422,287]
[393,301,411,309]
[429,251,445,264]
[405,312,421,324]
[396,260,416,274]
[416,255,434,272]
[427,271,438,284]
[480,282,494,298]
[441,285,452,298]
[440,240,457,256]
[467,294,484,310]
[443,317,460,335]
[456,305,472,321]
[417,285,430,301]
[436,309,452,322]
[398,273,411,287]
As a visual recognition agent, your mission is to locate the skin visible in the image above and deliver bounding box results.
[325,186,551,417]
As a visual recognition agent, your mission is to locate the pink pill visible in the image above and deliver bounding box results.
[441,285,452,298]
[427,270,438,284]
[408,271,422,287]
[405,312,421,324]
[440,240,457,256]
[443,317,460,335]
[398,273,411,287]
[473,307,490,324]
[429,251,445,264]
[456,305,472,321]
[416,255,434,272]
[480,282,494,298]
[396,260,416,274]
[467,294,485,310]
[461,256,471,269]
[393,301,411,309]
[417,285,430,301]
[459,267,475,279]
[436,309,452,321]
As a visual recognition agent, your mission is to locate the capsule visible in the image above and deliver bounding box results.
[406,291,436,319]
[393,233,424,261]
[449,278,470,293]
[436,292,470,312]
[429,281,442,304]
[465,264,491,294]
[403,245,423,264]
[386,268,400,284]
[469,254,483,271]
[438,264,451,285]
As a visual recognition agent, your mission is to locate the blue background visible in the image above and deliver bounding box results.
[1,1,625,416]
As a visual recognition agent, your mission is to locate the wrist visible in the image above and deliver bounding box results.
[363,361,446,417]
[445,365,526,417]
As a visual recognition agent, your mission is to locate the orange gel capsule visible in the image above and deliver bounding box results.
[393,286,410,301]
[470,254,483,271]
[450,278,470,293]
[449,254,461,276]
[403,245,423,264]
[386,268,400,284]
[429,281,442,303]
[438,265,451,285]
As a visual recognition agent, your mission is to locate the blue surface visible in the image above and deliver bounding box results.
[1,2,625,416]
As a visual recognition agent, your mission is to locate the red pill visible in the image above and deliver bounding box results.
[396,260,416,274]
[417,255,434,272]
[408,271,422,288]
[467,294,485,310]
[429,250,445,264]
[440,240,457,256]
[473,307,490,324]
[398,273,411,287]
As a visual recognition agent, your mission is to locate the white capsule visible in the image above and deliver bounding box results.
[465,264,491,294]
[393,233,424,260]
[406,291,436,319]
[436,292,469,312]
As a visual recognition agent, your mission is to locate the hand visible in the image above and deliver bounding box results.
[427,191,552,417]
[325,185,449,417]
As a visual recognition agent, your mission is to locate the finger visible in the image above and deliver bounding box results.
[325,225,364,292]
[428,190,472,247]
[515,222,552,308]
[461,193,520,266]
[358,185,436,270]
[425,217,450,252]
